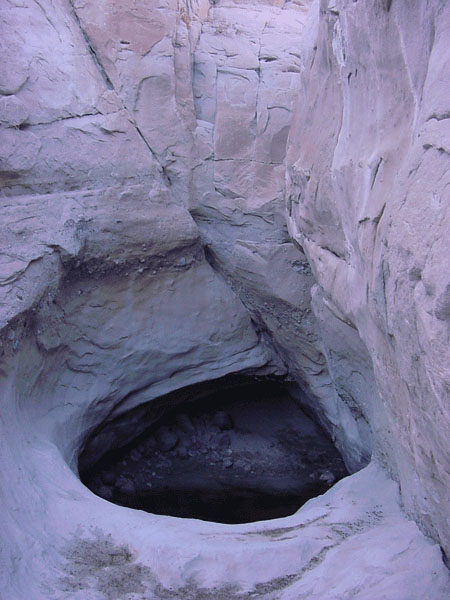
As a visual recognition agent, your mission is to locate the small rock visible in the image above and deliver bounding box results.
[155,427,178,452]
[319,470,336,485]
[130,449,142,462]
[209,438,219,451]
[213,411,233,431]
[217,432,230,449]
[98,485,114,500]
[175,413,195,433]
[223,457,233,468]
[118,480,136,496]
[101,471,116,486]
[178,446,188,458]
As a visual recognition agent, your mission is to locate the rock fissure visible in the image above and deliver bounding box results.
[67,0,114,91]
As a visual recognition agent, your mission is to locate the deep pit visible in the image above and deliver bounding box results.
[79,378,348,524]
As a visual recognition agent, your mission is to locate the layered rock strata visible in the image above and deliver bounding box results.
[0,0,449,597]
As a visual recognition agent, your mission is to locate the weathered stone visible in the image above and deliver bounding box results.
[117,480,136,496]
[0,0,449,597]
[286,0,450,559]
[213,411,233,431]
[101,471,116,486]
[155,428,179,452]
[97,485,114,500]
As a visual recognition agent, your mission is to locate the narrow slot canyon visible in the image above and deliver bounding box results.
[1,0,450,598]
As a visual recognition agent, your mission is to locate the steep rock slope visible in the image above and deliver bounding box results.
[286,0,450,557]
[190,0,372,471]
[0,0,449,597]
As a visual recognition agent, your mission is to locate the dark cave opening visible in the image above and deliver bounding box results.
[79,377,348,524]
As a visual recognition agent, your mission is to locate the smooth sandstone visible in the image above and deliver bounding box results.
[0,0,449,598]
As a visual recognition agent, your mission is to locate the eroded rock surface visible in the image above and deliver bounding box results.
[0,0,449,598]
[286,0,450,558]
[81,380,348,523]
[190,0,372,472]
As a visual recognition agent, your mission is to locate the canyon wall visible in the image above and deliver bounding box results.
[189,0,373,472]
[0,0,449,597]
[0,0,372,473]
[286,0,450,557]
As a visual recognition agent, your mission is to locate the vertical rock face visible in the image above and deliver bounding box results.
[286,0,450,557]
[66,0,210,203]
[0,0,372,476]
[190,0,372,472]
[1,0,450,597]
[0,0,290,462]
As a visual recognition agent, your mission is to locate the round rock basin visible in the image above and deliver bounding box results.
[79,379,348,524]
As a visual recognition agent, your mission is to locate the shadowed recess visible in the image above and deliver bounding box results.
[79,378,348,523]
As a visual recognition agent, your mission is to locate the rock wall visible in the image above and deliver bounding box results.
[1,0,449,596]
[0,0,372,473]
[189,0,372,471]
[286,0,450,557]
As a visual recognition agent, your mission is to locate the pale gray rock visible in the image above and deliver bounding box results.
[0,95,29,127]
[189,0,370,474]
[286,0,450,558]
[0,0,449,597]
[67,0,210,203]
